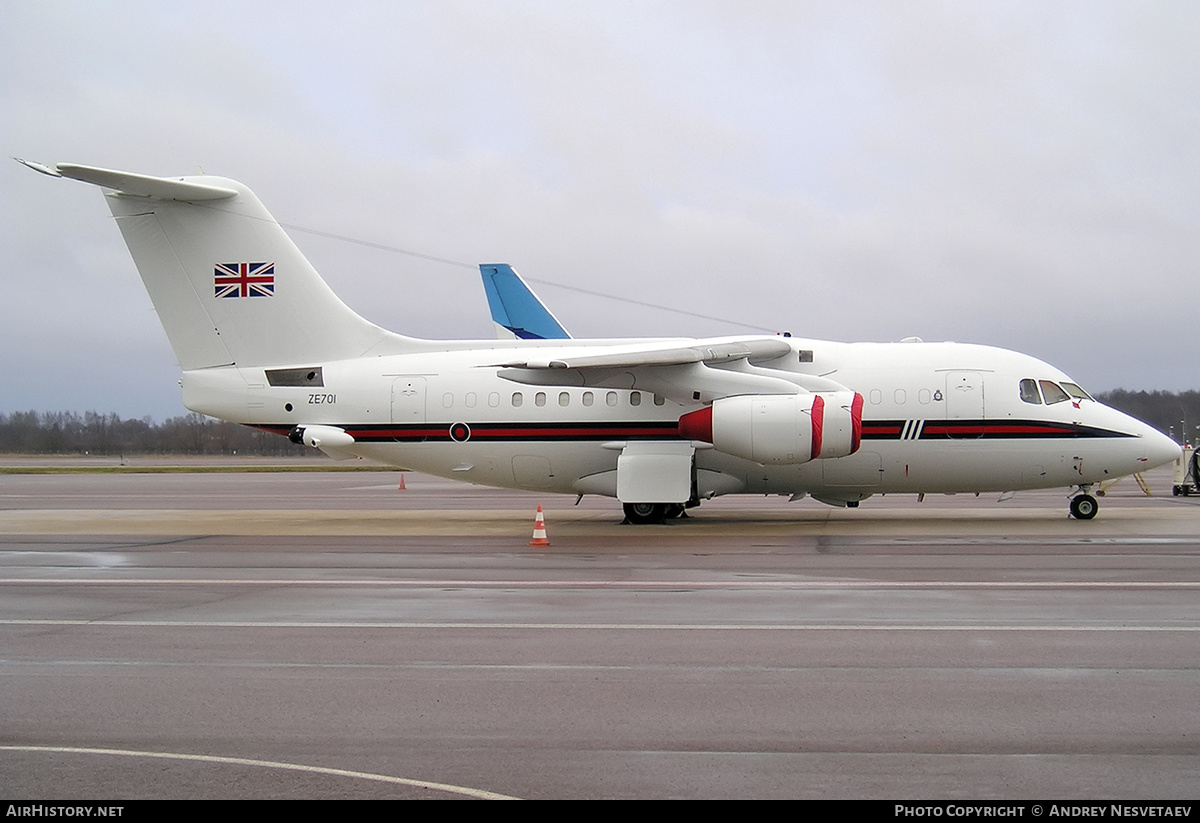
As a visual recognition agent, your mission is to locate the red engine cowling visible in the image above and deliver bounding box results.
[678,391,863,465]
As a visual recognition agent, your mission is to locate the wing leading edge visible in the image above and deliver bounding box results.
[492,335,849,405]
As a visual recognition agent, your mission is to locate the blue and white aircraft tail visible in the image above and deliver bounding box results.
[480,263,571,340]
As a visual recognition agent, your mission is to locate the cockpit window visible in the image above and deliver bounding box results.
[1039,380,1070,405]
[1019,379,1041,404]
[1060,382,1092,401]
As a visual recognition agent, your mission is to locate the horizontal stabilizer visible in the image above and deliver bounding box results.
[17,159,237,201]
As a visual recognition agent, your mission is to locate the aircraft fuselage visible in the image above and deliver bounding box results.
[183,336,1175,503]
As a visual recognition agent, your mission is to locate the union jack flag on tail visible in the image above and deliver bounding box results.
[214,262,275,298]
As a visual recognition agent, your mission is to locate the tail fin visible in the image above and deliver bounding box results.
[32,162,418,369]
[480,263,571,340]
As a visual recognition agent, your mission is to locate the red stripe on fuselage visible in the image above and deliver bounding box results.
[920,423,1077,436]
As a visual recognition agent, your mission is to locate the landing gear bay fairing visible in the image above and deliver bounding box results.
[24,161,1180,522]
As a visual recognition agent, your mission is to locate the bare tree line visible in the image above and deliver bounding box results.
[0,411,305,456]
[1097,390,1200,447]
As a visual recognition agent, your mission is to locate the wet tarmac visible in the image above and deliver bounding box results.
[1,465,1197,798]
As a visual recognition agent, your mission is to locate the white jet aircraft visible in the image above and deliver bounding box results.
[23,161,1180,522]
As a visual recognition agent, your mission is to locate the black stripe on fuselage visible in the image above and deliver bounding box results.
[252,420,683,443]
[255,418,1135,444]
[861,419,1135,441]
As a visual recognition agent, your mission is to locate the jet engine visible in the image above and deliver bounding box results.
[678,391,863,465]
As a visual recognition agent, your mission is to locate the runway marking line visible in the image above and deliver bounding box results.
[1,503,1197,539]
[2,578,1200,588]
[3,619,1198,631]
[0,744,518,800]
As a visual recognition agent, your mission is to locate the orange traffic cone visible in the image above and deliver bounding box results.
[397,473,406,491]
[529,504,550,546]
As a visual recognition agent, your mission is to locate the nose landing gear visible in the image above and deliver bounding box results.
[1069,487,1098,520]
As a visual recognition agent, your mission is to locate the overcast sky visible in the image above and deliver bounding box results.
[3,1,1198,421]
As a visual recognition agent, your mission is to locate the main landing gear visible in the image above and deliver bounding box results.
[622,502,689,525]
[1069,487,1098,520]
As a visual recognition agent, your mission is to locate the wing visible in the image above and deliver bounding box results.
[491,335,848,404]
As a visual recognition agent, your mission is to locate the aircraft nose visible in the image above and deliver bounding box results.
[1141,425,1181,470]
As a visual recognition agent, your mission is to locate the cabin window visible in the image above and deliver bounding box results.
[511,392,523,407]
[442,392,454,408]
[894,389,906,405]
[535,392,547,407]
[654,394,666,406]
[582,391,594,407]
[488,392,500,408]
[630,391,641,406]
[918,389,931,404]
[558,391,570,407]
[465,392,477,408]
[869,389,882,405]
[1019,379,1041,405]
[1039,380,1070,405]
[606,391,618,407]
